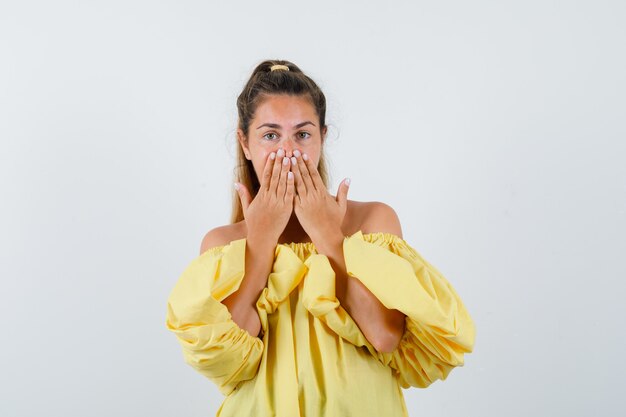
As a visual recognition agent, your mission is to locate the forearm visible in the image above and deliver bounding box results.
[316,235,406,353]
[222,234,276,338]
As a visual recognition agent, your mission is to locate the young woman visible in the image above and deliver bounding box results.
[166,60,476,416]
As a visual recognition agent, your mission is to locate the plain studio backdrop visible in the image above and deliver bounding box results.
[1,1,624,416]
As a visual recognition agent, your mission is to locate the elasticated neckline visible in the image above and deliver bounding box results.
[203,231,406,261]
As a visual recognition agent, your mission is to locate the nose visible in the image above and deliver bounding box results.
[279,139,296,157]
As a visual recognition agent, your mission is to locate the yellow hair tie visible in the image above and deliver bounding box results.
[270,64,289,71]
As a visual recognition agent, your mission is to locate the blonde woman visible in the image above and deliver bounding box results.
[165,59,476,416]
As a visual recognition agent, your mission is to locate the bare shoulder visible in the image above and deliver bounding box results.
[349,199,403,238]
[199,221,247,255]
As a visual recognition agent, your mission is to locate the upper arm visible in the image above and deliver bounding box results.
[358,201,406,352]
[199,226,234,256]
[361,201,403,238]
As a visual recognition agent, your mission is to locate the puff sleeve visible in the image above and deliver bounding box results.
[302,231,476,389]
[165,239,264,396]
[301,254,368,347]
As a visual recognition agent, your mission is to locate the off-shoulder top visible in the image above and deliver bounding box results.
[165,230,476,417]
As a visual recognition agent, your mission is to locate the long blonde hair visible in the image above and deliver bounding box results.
[230,59,330,224]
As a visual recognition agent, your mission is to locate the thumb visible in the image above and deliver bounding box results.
[234,182,252,212]
[336,177,350,209]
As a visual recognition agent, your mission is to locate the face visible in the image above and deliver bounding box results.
[238,94,327,181]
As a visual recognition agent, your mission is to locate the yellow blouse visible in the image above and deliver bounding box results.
[165,230,476,417]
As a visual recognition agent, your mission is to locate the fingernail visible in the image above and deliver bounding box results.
[303,153,308,161]
[344,178,351,186]
[233,182,240,190]
[283,156,289,165]
[270,152,276,160]
[293,150,301,157]
[277,148,285,157]
[291,156,297,165]
[288,171,293,180]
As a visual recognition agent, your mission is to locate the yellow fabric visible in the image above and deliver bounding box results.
[165,230,476,417]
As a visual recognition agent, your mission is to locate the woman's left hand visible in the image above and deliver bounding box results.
[290,150,350,246]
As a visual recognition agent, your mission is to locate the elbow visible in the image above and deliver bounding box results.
[373,316,406,353]
[373,330,403,353]
[374,339,399,354]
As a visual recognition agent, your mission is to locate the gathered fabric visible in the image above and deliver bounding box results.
[165,230,476,417]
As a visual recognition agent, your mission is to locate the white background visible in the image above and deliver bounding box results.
[1,1,624,416]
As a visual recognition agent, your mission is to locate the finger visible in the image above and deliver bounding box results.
[290,152,307,197]
[302,152,326,192]
[261,151,276,191]
[336,177,350,211]
[297,151,316,192]
[285,171,295,204]
[234,182,252,213]
[276,154,291,198]
[268,148,285,194]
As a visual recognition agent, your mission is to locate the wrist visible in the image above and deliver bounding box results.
[313,229,345,256]
[246,232,278,253]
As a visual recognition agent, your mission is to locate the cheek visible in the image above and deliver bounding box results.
[254,147,271,159]
[312,151,321,165]
[299,144,320,159]
[257,153,272,173]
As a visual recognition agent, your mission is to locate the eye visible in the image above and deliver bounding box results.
[262,132,277,141]
[298,132,311,139]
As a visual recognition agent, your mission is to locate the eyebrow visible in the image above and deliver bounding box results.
[256,121,316,130]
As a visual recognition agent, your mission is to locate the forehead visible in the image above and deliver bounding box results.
[253,95,317,123]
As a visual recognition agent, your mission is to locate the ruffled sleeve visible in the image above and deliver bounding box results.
[165,239,264,396]
[302,230,476,389]
[301,254,370,347]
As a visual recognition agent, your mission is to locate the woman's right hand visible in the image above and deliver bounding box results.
[234,148,295,244]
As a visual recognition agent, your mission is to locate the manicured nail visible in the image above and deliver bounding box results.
[283,156,289,165]
[291,156,297,165]
[293,150,301,157]
[288,171,294,180]
[233,182,240,190]
[303,153,308,161]
[344,178,351,186]
[277,148,285,157]
[270,152,276,160]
